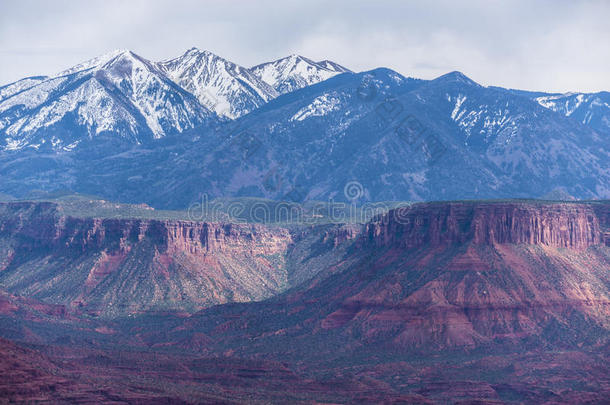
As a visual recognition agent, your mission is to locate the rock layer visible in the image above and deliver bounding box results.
[158,201,610,358]
[0,202,295,316]
[363,201,607,250]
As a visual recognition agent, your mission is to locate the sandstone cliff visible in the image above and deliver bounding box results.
[163,201,609,359]
[362,201,607,250]
[0,202,295,316]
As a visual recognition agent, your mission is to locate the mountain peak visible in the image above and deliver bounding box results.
[185,46,201,54]
[178,47,218,59]
[159,48,278,119]
[251,54,350,94]
[162,48,238,71]
[434,71,479,86]
[94,48,133,61]
[108,48,132,57]
[285,54,309,61]
[53,49,139,77]
[103,49,145,65]
[0,48,213,150]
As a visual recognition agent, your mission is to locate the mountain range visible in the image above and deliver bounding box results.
[0,48,608,208]
[1,45,609,404]
[0,48,350,149]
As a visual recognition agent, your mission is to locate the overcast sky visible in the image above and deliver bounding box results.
[1,0,608,92]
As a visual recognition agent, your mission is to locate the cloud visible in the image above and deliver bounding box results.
[0,0,608,92]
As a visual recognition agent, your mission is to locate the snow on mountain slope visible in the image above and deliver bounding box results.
[533,92,610,134]
[251,54,351,94]
[432,73,524,145]
[317,60,352,73]
[159,48,278,119]
[0,49,353,152]
[536,93,587,116]
[408,72,610,200]
[492,87,610,135]
[0,76,48,101]
[176,68,608,205]
[1,65,609,206]
[290,92,343,121]
[0,50,214,151]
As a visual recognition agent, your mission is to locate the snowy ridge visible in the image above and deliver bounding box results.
[317,60,351,73]
[159,48,278,119]
[0,76,48,101]
[53,49,130,77]
[0,50,214,150]
[427,73,526,146]
[0,48,352,151]
[251,54,351,94]
[490,88,610,134]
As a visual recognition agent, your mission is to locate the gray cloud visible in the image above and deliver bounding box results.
[1,0,608,92]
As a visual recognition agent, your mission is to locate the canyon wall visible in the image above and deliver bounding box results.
[0,202,297,316]
[362,202,607,250]
[0,202,292,256]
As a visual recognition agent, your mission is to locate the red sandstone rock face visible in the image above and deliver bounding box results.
[323,202,610,349]
[320,224,361,247]
[0,202,297,316]
[171,201,609,357]
[0,202,292,255]
[363,202,606,250]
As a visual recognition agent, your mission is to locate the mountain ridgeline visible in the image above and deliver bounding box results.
[0,48,608,207]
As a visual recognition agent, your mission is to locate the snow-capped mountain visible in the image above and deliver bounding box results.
[0,50,214,151]
[1,49,608,206]
[159,48,278,119]
[146,68,605,207]
[0,49,353,151]
[251,54,351,94]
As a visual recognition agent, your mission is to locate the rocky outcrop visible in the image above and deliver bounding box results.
[0,202,292,255]
[0,202,366,316]
[320,224,361,247]
[362,202,606,250]
[0,202,297,316]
